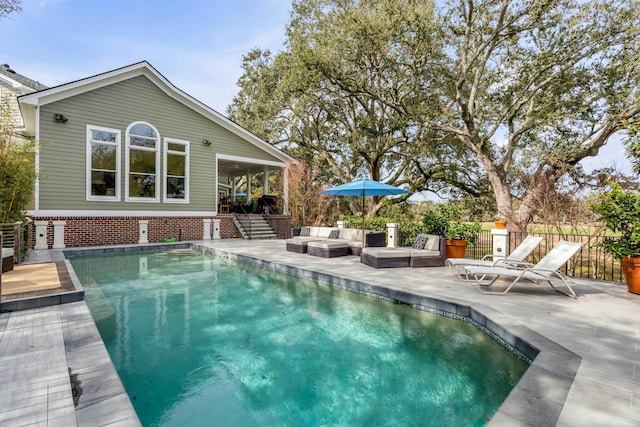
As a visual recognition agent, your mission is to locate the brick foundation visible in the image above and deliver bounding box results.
[27,215,292,248]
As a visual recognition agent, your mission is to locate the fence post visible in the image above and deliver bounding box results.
[138,220,149,244]
[212,219,221,240]
[202,219,212,240]
[491,228,509,260]
[34,221,48,250]
[13,222,21,264]
[386,223,399,248]
[52,221,66,249]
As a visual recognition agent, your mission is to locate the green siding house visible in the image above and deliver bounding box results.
[17,61,296,247]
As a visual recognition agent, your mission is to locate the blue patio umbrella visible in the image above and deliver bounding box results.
[319,178,411,247]
[235,192,247,197]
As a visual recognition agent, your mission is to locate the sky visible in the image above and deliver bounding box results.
[0,0,631,179]
[0,0,291,113]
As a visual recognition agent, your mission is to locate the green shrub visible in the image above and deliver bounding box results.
[1,101,36,223]
[590,180,640,259]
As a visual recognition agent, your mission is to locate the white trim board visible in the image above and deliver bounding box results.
[27,210,217,217]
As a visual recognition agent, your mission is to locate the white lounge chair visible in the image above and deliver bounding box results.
[463,240,583,298]
[446,235,544,279]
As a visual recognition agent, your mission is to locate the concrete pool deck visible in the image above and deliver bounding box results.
[0,239,638,426]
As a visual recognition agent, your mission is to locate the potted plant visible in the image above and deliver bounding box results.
[590,180,640,294]
[422,205,482,258]
[444,221,482,258]
[494,219,507,229]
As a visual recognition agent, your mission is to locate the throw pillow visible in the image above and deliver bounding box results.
[300,226,311,237]
[424,235,440,251]
[328,229,340,239]
[412,234,428,249]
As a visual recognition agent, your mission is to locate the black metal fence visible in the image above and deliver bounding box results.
[464,230,623,283]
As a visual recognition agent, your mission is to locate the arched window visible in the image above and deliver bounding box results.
[125,122,160,202]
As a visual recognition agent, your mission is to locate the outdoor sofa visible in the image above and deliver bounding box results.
[360,234,446,268]
[286,226,386,256]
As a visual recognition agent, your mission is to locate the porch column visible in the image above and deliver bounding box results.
[283,165,290,215]
[263,167,269,195]
[246,174,252,202]
[232,178,237,201]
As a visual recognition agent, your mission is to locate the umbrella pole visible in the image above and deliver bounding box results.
[361,195,365,249]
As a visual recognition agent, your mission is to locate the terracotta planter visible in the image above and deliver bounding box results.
[494,220,507,229]
[445,239,467,259]
[621,257,640,295]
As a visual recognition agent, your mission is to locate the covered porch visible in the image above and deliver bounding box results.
[216,154,289,215]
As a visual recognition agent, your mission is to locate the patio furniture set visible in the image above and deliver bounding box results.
[286,227,447,268]
[288,226,583,297]
[286,226,386,257]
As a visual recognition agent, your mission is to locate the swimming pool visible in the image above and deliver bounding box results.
[70,249,527,426]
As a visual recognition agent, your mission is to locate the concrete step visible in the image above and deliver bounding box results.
[233,216,278,240]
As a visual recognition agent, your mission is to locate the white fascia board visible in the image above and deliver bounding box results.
[29,210,216,217]
[19,62,150,107]
[0,73,21,88]
[18,61,298,165]
[217,153,287,168]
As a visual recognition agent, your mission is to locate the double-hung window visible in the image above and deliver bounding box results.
[125,122,160,202]
[164,138,189,203]
[86,125,120,201]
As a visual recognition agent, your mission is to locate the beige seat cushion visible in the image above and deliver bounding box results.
[361,247,410,258]
[339,228,360,241]
[307,240,349,250]
[408,249,441,257]
[314,227,336,238]
[289,236,325,243]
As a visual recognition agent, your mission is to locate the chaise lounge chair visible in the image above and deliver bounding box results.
[463,240,583,298]
[447,235,543,279]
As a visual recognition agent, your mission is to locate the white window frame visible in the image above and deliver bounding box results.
[163,138,190,203]
[125,121,160,203]
[86,125,121,202]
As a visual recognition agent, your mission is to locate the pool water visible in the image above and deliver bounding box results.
[70,249,527,426]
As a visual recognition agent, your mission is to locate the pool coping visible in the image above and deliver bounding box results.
[58,241,581,426]
[0,260,85,312]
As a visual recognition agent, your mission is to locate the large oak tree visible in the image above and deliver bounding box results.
[230,0,640,227]
[229,0,486,217]
[432,0,640,230]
